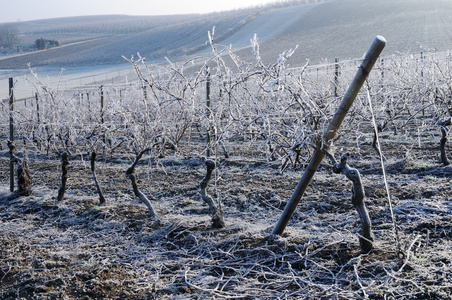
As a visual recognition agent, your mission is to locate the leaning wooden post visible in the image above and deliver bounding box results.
[9,78,15,192]
[273,36,386,235]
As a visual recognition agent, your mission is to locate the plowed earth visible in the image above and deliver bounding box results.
[0,131,451,299]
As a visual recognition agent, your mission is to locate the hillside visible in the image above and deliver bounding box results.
[2,0,452,70]
[0,11,262,69]
[253,0,452,64]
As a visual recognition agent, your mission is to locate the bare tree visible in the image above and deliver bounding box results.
[0,24,19,48]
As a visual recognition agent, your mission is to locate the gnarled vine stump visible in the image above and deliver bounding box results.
[125,148,157,218]
[91,151,106,205]
[7,141,32,197]
[200,159,225,228]
[332,153,374,253]
[438,119,451,166]
[57,152,69,201]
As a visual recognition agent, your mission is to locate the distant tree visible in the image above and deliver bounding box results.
[35,38,46,50]
[35,38,59,50]
[0,24,19,48]
[48,39,58,47]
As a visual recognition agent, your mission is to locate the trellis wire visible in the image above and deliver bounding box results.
[366,86,401,253]
[2,49,452,162]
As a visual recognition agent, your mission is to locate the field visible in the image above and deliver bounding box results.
[0,132,451,299]
[1,32,452,298]
[1,1,452,298]
[3,0,452,99]
[3,0,452,71]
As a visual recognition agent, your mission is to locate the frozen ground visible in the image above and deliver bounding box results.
[0,127,452,298]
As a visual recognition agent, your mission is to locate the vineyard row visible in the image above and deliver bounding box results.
[1,38,451,242]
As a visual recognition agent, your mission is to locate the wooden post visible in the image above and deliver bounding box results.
[9,78,15,192]
[87,91,91,122]
[143,85,147,101]
[334,57,339,98]
[100,85,106,153]
[420,52,424,78]
[35,92,40,123]
[380,58,385,105]
[206,67,211,157]
[100,85,104,125]
[272,36,386,235]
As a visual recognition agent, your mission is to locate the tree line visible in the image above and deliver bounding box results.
[34,38,59,50]
[0,24,59,52]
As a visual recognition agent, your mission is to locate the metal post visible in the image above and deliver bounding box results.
[272,36,387,235]
[9,78,14,192]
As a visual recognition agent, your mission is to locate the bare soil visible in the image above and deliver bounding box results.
[0,132,451,299]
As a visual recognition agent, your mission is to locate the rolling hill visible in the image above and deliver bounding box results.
[2,0,452,71]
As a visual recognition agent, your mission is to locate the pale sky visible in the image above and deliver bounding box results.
[3,0,280,23]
